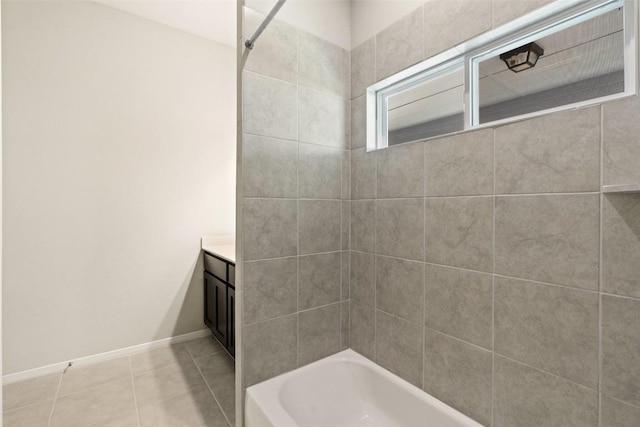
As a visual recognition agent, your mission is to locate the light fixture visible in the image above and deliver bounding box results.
[500,42,544,73]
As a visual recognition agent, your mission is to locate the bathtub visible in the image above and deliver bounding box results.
[245,349,483,427]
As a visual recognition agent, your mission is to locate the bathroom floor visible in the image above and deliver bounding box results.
[2,335,236,427]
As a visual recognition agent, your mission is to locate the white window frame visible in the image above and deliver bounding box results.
[367,0,638,152]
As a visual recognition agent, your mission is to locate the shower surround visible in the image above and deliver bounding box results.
[239,6,351,391]
[239,1,640,426]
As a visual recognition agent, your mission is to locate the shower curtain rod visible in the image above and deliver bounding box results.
[245,0,287,50]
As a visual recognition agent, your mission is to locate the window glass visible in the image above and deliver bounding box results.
[478,7,624,123]
[387,67,464,145]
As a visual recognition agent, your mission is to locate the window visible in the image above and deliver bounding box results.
[368,0,637,151]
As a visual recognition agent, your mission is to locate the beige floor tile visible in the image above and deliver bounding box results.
[184,336,225,359]
[195,352,235,386]
[138,387,229,427]
[87,412,139,427]
[3,400,53,427]
[210,375,235,426]
[130,344,192,375]
[49,378,136,427]
[58,357,131,397]
[133,357,207,406]
[3,373,60,411]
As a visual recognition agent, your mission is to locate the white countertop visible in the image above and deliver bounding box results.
[202,244,235,263]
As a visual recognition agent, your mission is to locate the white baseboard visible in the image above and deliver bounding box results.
[3,329,211,385]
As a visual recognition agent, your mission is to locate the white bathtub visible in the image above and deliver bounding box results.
[245,349,483,427]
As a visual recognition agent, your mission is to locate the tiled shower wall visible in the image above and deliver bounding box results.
[349,1,640,426]
[240,8,351,389]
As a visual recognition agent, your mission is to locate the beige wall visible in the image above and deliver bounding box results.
[245,0,351,50]
[348,0,640,425]
[2,1,236,374]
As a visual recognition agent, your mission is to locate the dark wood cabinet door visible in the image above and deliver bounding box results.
[227,286,235,358]
[204,271,228,347]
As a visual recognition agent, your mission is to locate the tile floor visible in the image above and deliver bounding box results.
[3,336,236,427]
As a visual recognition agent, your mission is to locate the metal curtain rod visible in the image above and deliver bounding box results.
[245,0,287,50]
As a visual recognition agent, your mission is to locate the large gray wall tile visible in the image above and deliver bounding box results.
[495,194,599,290]
[298,252,341,310]
[243,314,297,387]
[299,87,348,148]
[424,264,492,349]
[424,129,493,197]
[376,198,424,261]
[601,396,640,427]
[298,303,341,366]
[243,9,297,83]
[351,38,375,99]
[350,301,375,359]
[243,258,297,324]
[298,31,341,96]
[351,200,375,253]
[495,276,599,388]
[351,95,366,149]
[377,142,424,198]
[376,311,423,387]
[376,255,424,324]
[425,196,493,272]
[243,199,297,261]
[495,108,600,194]
[603,194,640,299]
[352,147,376,199]
[243,71,297,140]
[351,251,375,308]
[423,0,492,59]
[376,8,424,80]
[299,200,341,255]
[603,96,640,185]
[423,329,492,426]
[602,295,640,406]
[298,143,342,199]
[243,134,297,198]
[494,356,598,427]
[492,0,553,27]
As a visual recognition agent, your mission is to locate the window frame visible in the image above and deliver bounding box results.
[367,0,637,152]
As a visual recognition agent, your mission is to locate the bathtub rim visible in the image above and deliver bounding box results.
[245,349,484,427]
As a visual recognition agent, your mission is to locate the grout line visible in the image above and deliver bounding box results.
[425,325,597,394]
[245,250,343,263]
[491,127,497,427]
[423,325,492,353]
[422,195,427,391]
[598,104,605,427]
[493,351,598,393]
[373,144,378,363]
[45,371,64,427]
[188,346,232,427]
[128,357,142,427]
[349,249,638,299]
[296,29,301,367]
[602,394,640,411]
[244,197,344,201]
[352,192,601,202]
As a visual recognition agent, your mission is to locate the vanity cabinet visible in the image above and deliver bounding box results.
[203,251,235,358]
